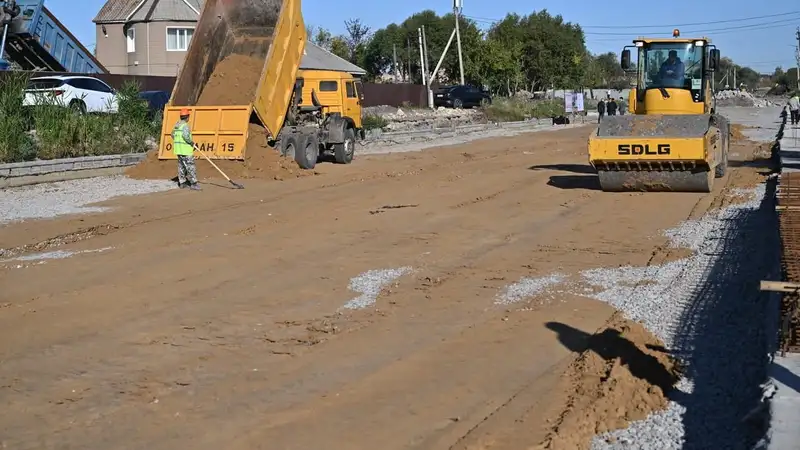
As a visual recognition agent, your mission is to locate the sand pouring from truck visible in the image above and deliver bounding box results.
[157,0,364,170]
[587,29,730,192]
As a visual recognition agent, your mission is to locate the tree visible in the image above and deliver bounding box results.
[309,25,333,50]
[330,37,350,62]
[343,18,372,67]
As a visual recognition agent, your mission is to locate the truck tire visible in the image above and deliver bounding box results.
[279,134,297,158]
[334,128,355,164]
[295,133,318,170]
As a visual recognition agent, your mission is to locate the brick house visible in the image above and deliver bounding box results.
[93,0,365,77]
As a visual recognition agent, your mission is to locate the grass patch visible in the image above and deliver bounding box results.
[481,97,565,122]
[362,113,389,130]
[0,72,161,163]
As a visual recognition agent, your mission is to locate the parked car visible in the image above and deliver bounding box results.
[138,90,171,120]
[23,75,119,114]
[433,85,492,109]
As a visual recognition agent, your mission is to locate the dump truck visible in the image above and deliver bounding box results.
[157,0,363,170]
[587,30,730,192]
[0,0,105,73]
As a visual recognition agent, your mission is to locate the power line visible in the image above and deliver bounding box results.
[463,10,800,30]
[465,15,800,36]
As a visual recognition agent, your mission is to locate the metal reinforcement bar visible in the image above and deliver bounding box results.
[764,108,800,353]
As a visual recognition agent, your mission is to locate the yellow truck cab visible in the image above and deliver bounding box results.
[298,69,364,136]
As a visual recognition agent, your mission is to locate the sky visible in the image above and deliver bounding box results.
[52,0,800,74]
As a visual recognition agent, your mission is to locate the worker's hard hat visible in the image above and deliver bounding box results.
[180,108,190,116]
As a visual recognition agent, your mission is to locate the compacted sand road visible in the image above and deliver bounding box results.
[0,125,768,449]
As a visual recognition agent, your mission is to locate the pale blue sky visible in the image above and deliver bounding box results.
[49,0,799,74]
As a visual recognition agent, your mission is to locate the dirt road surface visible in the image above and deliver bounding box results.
[0,125,769,449]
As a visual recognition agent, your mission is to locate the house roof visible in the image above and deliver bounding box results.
[301,41,366,76]
[94,0,204,23]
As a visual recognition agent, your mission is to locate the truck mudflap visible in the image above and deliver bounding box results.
[158,105,253,160]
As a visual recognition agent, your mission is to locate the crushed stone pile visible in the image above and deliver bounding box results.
[364,105,484,132]
[714,90,773,108]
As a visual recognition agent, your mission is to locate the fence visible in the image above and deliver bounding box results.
[1,70,429,107]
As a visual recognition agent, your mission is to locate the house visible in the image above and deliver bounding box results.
[93,0,366,78]
[93,0,203,76]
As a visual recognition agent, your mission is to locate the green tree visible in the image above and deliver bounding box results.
[330,37,350,62]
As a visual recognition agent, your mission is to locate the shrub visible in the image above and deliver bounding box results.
[362,113,389,130]
[481,97,565,122]
[0,74,162,163]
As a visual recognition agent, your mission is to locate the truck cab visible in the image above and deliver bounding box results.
[298,69,363,133]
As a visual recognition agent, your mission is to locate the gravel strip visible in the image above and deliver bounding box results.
[341,267,414,310]
[582,183,779,449]
[494,273,567,306]
[0,176,175,224]
[1,246,115,270]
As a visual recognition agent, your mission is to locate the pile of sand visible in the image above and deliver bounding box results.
[196,53,265,106]
[127,52,314,183]
[539,314,681,449]
[125,124,315,182]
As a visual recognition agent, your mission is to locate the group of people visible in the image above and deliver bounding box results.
[597,96,626,123]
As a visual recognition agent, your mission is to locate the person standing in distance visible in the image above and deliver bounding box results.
[788,93,800,126]
[172,108,201,191]
[597,98,606,123]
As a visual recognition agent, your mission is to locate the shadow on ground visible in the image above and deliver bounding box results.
[529,164,596,174]
[546,322,677,392]
[668,170,779,449]
[547,175,601,191]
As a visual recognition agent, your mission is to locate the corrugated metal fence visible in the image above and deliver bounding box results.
[1,71,428,107]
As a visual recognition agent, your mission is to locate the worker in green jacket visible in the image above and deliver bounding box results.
[172,108,201,190]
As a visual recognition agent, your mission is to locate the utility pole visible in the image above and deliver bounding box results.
[422,25,434,109]
[796,27,800,89]
[454,0,465,85]
[422,25,431,82]
[417,28,426,87]
[393,44,399,83]
[407,38,411,82]
[733,64,737,90]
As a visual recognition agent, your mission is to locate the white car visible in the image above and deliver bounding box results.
[23,75,119,114]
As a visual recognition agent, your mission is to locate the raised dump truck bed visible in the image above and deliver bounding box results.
[1,0,106,73]
[159,0,306,160]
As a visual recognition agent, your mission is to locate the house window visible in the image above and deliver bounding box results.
[166,27,194,51]
[126,27,135,53]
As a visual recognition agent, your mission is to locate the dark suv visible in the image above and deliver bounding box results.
[433,85,492,109]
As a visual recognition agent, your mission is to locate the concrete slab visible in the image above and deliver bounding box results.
[767,354,800,450]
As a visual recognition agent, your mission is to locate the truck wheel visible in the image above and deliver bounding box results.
[279,135,297,158]
[295,133,318,170]
[334,128,355,164]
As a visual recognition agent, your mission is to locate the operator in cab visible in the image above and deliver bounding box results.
[658,50,685,88]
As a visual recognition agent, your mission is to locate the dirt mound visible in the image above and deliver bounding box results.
[730,124,749,142]
[125,124,315,182]
[539,314,681,450]
[196,53,265,106]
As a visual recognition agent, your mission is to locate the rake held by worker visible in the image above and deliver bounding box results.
[194,145,245,189]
